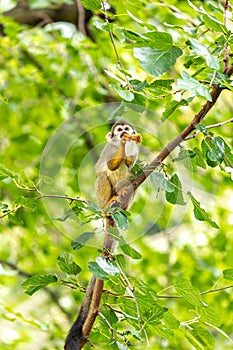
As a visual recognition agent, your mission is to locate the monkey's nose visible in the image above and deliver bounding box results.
[120,131,128,138]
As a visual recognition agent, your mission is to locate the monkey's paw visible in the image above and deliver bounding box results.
[121,133,142,143]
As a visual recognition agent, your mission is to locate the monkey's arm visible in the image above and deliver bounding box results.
[107,140,126,171]
[64,276,96,350]
[125,155,137,168]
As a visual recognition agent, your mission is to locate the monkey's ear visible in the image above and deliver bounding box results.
[106,131,113,141]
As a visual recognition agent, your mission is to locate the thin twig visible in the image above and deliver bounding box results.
[115,260,150,347]
[99,312,115,338]
[101,0,132,89]
[184,117,233,141]
[0,206,23,219]
[224,0,230,71]
[37,193,88,204]
[157,284,233,299]
[201,285,233,295]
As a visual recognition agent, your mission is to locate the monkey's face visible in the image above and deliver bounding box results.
[107,123,136,142]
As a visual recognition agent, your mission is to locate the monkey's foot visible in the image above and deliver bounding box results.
[107,186,128,208]
[107,195,120,207]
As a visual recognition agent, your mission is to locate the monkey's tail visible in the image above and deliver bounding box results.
[64,276,96,350]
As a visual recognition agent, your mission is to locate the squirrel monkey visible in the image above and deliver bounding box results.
[95,121,142,208]
[64,122,142,350]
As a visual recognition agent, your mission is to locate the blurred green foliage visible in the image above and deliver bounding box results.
[0,0,233,349]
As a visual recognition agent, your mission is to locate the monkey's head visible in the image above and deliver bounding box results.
[106,120,137,142]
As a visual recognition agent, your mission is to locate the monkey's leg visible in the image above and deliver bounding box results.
[95,173,112,208]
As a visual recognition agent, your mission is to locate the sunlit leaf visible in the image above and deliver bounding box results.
[112,211,129,229]
[197,304,221,327]
[185,327,214,350]
[96,257,120,276]
[133,46,182,76]
[22,275,57,296]
[151,172,175,192]
[223,269,233,281]
[188,192,219,228]
[80,0,101,10]
[71,231,95,250]
[173,278,203,306]
[189,38,220,70]
[177,71,212,101]
[165,173,186,205]
[57,252,81,275]
[88,261,109,280]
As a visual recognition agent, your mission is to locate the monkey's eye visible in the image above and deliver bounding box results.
[124,126,130,131]
[116,127,123,132]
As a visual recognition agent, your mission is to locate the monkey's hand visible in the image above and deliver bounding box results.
[121,133,142,144]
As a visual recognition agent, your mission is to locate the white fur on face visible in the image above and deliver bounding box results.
[113,124,136,140]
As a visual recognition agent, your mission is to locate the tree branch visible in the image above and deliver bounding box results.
[3,1,92,29]
[109,64,233,208]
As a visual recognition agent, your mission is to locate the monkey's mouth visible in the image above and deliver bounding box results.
[120,131,129,138]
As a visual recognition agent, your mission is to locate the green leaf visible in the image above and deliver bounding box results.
[0,164,15,179]
[177,71,212,101]
[88,261,109,280]
[101,309,118,326]
[116,342,128,350]
[15,196,37,210]
[188,192,219,228]
[193,147,206,169]
[140,31,173,51]
[223,141,233,165]
[21,275,57,296]
[164,311,180,329]
[71,232,95,250]
[80,0,101,10]
[165,174,186,205]
[109,227,142,259]
[201,139,218,167]
[111,83,134,102]
[104,70,127,86]
[112,211,129,229]
[57,253,81,275]
[148,79,174,90]
[212,136,225,155]
[153,324,174,340]
[197,304,221,327]
[120,244,142,259]
[151,172,175,192]
[0,94,8,104]
[206,137,225,164]
[115,254,126,270]
[162,99,188,121]
[223,268,233,281]
[173,278,203,306]
[185,327,215,350]
[96,257,120,276]
[133,46,182,76]
[189,38,220,70]
[202,14,227,34]
[195,124,207,133]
